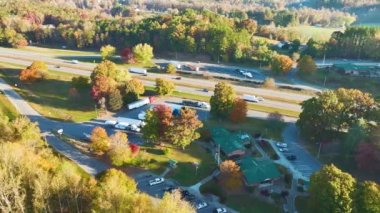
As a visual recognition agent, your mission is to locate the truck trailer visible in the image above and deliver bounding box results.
[129,67,147,75]
[127,98,150,110]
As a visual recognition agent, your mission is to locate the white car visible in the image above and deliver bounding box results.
[199,102,210,109]
[114,123,128,130]
[129,124,141,133]
[214,208,227,213]
[276,142,288,148]
[196,202,208,210]
[71,60,79,64]
[138,111,146,120]
[83,133,91,141]
[257,96,264,102]
[149,177,165,186]
[279,147,289,152]
[105,120,117,126]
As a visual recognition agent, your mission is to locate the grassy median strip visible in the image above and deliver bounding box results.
[0,93,19,119]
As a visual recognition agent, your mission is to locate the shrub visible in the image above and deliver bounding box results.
[262,78,276,88]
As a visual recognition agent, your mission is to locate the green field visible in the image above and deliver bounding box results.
[0,92,18,119]
[0,63,97,122]
[285,25,341,42]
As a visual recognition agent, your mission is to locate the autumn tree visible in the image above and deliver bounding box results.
[297,88,376,142]
[297,55,317,75]
[308,164,356,213]
[124,78,145,103]
[353,181,380,213]
[120,47,135,63]
[107,89,123,111]
[210,82,236,117]
[90,126,110,154]
[166,64,177,74]
[262,77,276,88]
[91,60,130,83]
[93,169,136,212]
[132,43,154,64]
[141,105,173,143]
[157,191,195,213]
[19,61,48,82]
[100,44,116,60]
[271,54,293,74]
[167,107,203,149]
[219,160,243,190]
[229,98,247,123]
[155,78,175,96]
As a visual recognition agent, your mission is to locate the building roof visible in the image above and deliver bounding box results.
[210,128,250,156]
[239,157,281,185]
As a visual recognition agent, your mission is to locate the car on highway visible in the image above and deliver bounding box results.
[202,88,209,92]
[279,147,289,152]
[195,201,208,210]
[175,76,182,80]
[286,155,297,161]
[214,207,227,213]
[149,177,165,186]
[55,65,60,68]
[71,60,79,64]
[276,142,288,148]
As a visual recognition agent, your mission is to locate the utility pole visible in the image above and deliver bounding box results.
[317,142,322,159]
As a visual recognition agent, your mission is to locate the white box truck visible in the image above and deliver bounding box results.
[127,98,150,110]
[242,94,259,103]
[129,67,147,75]
[117,117,145,127]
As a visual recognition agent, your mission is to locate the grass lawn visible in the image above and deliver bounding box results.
[205,117,286,141]
[0,93,18,119]
[200,180,282,213]
[299,69,380,97]
[19,46,98,56]
[140,142,216,186]
[0,63,97,122]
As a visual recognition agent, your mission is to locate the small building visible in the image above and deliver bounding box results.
[210,128,251,158]
[239,157,281,187]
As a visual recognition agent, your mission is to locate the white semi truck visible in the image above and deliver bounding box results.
[129,67,147,75]
[127,98,150,110]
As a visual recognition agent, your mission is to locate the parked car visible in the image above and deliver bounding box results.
[55,65,60,68]
[148,177,165,186]
[128,124,141,133]
[286,155,297,161]
[279,148,289,152]
[105,120,117,126]
[214,208,227,213]
[71,60,79,64]
[276,142,288,148]
[114,123,128,130]
[195,201,208,210]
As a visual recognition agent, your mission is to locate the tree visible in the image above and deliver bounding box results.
[100,44,116,60]
[91,60,130,83]
[308,164,356,213]
[71,76,89,90]
[166,64,177,74]
[29,61,48,72]
[353,181,380,213]
[110,131,128,146]
[271,55,293,74]
[229,98,247,123]
[107,89,123,111]
[132,43,154,64]
[93,169,136,212]
[297,88,376,142]
[155,78,175,96]
[355,142,380,173]
[210,82,236,117]
[124,78,145,103]
[167,108,203,149]
[141,105,173,143]
[141,109,160,143]
[19,68,43,82]
[297,55,317,75]
[219,160,243,190]
[262,77,276,88]
[157,191,195,213]
[343,120,369,158]
[107,145,132,166]
[90,127,110,154]
[120,47,135,64]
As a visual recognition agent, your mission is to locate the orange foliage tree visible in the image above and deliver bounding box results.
[90,126,110,154]
[219,160,243,190]
[229,98,247,123]
[271,54,293,74]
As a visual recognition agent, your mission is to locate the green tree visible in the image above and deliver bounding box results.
[107,89,123,111]
[141,105,173,143]
[124,78,145,103]
[132,43,154,64]
[155,78,175,96]
[353,181,380,213]
[167,108,203,149]
[343,119,369,158]
[166,64,177,74]
[271,55,293,74]
[141,109,160,143]
[309,164,356,213]
[93,169,136,212]
[100,44,116,60]
[297,55,317,75]
[210,82,236,117]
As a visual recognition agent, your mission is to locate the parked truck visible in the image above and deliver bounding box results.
[117,117,145,127]
[127,98,150,110]
[129,67,147,75]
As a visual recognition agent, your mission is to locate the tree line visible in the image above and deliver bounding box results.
[0,111,196,212]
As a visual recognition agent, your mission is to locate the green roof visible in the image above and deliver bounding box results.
[240,157,281,185]
[210,128,250,156]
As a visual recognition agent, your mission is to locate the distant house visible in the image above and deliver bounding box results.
[210,128,251,158]
[239,157,281,187]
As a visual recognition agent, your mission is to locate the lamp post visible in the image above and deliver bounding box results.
[193,162,199,175]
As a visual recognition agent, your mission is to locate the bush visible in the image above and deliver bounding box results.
[163,148,171,156]
[107,145,132,166]
[71,76,89,90]
[166,64,177,74]
[155,78,175,96]
[262,78,276,89]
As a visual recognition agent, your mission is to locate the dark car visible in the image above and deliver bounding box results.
[286,155,297,161]
[175,76,182,80]
[202,88,209,92]
[55,65,60,68]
